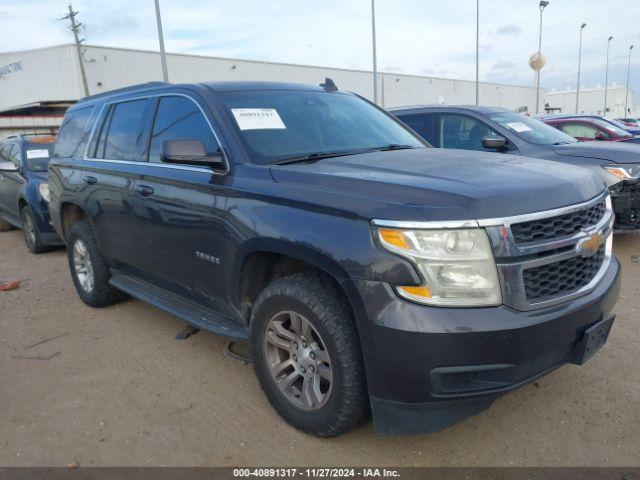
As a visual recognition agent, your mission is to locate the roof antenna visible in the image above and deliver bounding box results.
[320,77,338,92]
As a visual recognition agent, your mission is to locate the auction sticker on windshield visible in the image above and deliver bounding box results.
[232,108,286,130]
[506,122,533,133]
[26,149,50,159]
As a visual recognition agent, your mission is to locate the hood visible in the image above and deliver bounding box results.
[552,141,640,164]
[269,148,604,222]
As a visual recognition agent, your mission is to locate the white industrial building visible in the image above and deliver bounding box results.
[544,85,637,117]
[0,44,542,137]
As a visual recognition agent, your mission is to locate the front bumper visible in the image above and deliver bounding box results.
[356,257,620,435]
[610,180,640,231]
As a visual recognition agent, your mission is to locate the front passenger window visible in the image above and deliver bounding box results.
[441,114,498,151]
[8,145,21,167]
[560,123,606,139]
[148,96,221,164]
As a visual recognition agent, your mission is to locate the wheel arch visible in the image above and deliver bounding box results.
[233,239,368,328]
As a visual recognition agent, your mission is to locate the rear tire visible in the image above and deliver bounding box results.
[66,219,126,308]
[21,205,51,254]
[0,217,13,232]
[250,271,368,437]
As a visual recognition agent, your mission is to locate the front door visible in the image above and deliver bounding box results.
[129,94,232,315]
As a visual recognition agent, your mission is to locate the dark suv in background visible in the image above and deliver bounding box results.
[0,134,62,253]
[392,106,640,231]
[47,81,619,437]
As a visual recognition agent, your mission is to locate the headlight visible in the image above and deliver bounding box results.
[377,228,501,307]
[38,183,51,202]
[601,164,640,180]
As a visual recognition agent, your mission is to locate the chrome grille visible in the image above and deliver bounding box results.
[511,200,606,244]
[482,192,614,311]
[523,246,605,302]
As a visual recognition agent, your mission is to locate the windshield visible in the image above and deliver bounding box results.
[489,112,578,145]
[218,90,425,164]
[24,143,54,171]
[600,118,634,136]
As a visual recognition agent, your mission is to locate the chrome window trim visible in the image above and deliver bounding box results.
[82,92,230,176]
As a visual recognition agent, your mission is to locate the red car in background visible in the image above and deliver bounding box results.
[543,116,637,142]
[616,118,640,127]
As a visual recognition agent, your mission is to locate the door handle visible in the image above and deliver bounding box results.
[82,175,97,185]
[135,185,154,197]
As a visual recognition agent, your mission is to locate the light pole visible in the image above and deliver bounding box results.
[575,22,587,114]
[153,0,169,82]
[604,36,613,116]
[475,0,479,105]
[535,1,550,114]
[371,0,378,105]
[625,45,634,116]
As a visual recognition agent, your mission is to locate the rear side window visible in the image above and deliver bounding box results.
[54,106,95,159]
[148,96,220,163]
[397,113,440,147]
[96,99,149,162]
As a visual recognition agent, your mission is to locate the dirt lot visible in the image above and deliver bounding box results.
[0,228,639,467]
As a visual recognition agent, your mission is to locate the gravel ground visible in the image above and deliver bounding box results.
[0,229,639,467]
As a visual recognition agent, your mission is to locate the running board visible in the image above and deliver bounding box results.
[109,273,248,341]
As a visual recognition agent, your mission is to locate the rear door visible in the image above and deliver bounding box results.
[129,93,232,314]
[83,98,155,267]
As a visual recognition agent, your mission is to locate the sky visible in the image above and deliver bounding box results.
[1,0,639,95]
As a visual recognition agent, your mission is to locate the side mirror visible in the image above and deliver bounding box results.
[161,139,224,169]
[482,135,508,151]
[0,161,18,173]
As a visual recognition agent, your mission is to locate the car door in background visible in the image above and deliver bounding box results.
[557,121,609,142]
[1,143,25,224]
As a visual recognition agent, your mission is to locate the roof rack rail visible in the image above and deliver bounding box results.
[6,133,56,139]
[76,81,168,104]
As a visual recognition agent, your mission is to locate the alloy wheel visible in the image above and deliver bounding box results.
[73,239,95,293]
[263,310,333,410]
[23,212,36,248]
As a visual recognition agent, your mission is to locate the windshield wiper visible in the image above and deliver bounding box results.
[273,149,370,165]
[372,144,417,151]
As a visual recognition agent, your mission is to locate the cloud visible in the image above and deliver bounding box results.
[0,0,639,97]
[492,60,516,70]
[496,24,522,35]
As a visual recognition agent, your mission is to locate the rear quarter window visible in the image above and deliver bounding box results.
[54,106,95,159]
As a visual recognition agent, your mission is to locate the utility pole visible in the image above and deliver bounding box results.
[535,1,549,114]
[625,45,634,116]
[604,36,613,116]
[371,0,378,105]
[475,0,479,105]
[62,4,89,97]
[154,0,169,82]
[575,22,587,114]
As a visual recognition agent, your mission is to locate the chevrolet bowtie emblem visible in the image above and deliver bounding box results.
[577,232,603,258]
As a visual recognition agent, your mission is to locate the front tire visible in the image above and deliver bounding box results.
[66,220,126,308]
[250,272,368,437]
[21,205,51,254]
